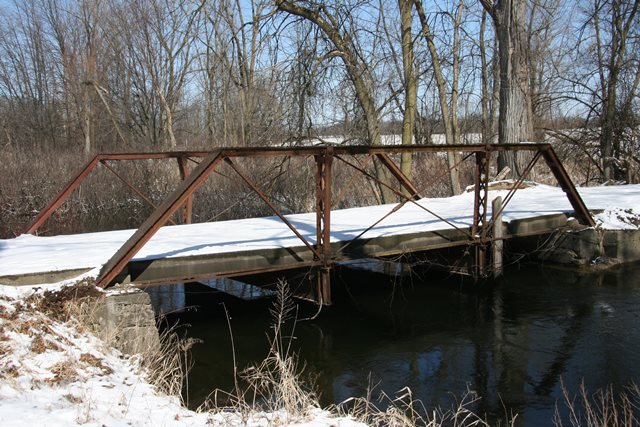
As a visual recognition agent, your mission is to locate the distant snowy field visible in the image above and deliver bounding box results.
[1,183,639,282]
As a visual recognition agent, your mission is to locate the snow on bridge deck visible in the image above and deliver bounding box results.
[1,184,639,285]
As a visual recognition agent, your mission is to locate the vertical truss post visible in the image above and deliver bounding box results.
[315,147,333,305]
[472,148,491,278]
[177,156,193,224]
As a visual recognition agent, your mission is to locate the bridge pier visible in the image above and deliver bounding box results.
[86,288,160,355]
[492,196,504,278]
[318,267,332,305]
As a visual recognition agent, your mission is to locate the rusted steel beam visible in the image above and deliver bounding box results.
[99,160,178,226]
[334,154,473,239]
[93,143,553,160]
[25,155,102,234]
[96,151,211,160]
[375,153,423,199]
[83,143,553,164]
[224,157,323,260]
[216,143,552,158]
[472,150,490,278]
[315,150,333,305]
[177,156,193,224]
[27,143,593,293]
[95,151,225,288]
[541,146,595,227]
[25,152,209,234]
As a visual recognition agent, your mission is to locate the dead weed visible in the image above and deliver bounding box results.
[47,360,78,384]
[30,334,47,354]
[0,342,9,357]
[26,280,103,322]
[16,319,38,335]
[28,333,61,354]
[63,393,83,404]
[1,365,19,379]
[80,352,114,375]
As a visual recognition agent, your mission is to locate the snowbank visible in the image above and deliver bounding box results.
[0,288,365,427]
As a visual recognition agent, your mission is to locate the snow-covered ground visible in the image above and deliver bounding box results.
[0,288,366,427]
[0,183,639,426]
[1,183,640,281]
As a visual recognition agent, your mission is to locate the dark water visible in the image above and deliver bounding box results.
[163,263,640,426]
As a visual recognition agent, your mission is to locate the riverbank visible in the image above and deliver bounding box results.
[3,265,640,425]
[0,283,367,427]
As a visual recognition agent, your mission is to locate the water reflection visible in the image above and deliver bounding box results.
[167,263,640,425]
[147,283,185,316]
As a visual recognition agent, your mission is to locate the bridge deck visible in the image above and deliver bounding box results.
[1,184,638,286]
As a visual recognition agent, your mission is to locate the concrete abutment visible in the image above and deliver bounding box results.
[536,227,640,268]
[87,288,161,356]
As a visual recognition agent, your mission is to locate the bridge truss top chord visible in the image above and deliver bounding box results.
[24,143,594,304]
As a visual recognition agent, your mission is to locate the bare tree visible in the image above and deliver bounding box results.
[201,0,285,146]
[480,0,535,176]
[479,8,499,147]
[115,0,204,148]
[0,0,63,149]
[398,0,417,181]
[275,0,397,202]
[275,1,383,147]
[413,0,464,194]
[589,0,639,181]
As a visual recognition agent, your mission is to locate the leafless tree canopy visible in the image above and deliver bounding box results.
[0,0,638,235]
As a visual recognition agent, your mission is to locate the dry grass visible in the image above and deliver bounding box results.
[554,381,640,427]
[335,385,517,427]
[30,334,48,354]
[63,282,198,401]
[199,280,319,423]
[79,352,114,375]
[25,280,104,323]
[17,281,195,405]
[196,281,517,426]
[5,280,638,426]
[64,393,83,404]
[143,324,199,400]
[47,359,79,385]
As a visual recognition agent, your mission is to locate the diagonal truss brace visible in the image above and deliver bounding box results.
[25,143,595,291]
[95,151,224,288]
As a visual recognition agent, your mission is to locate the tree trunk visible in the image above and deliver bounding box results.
[399,0,416,184]
[595,0,640,181]
[413,0,462,194]
[481,0,534,177]
[480,9,491,145]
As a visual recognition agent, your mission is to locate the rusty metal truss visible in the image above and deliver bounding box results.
[25,143,595,304]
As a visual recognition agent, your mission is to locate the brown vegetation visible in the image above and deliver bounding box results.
[555,381,640,427]
[0,0,638,240]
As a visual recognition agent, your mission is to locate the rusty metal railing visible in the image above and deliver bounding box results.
[24,143,594,304]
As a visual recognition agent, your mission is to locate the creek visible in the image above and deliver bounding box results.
[160,262,640,425]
